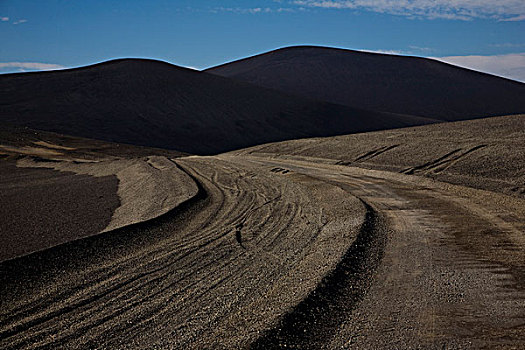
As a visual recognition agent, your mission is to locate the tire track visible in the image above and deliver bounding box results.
[400,145,486,175]
[251,200,388,349]
[241,155,525,349]
[336,144,400,165]
[1,156,365,349]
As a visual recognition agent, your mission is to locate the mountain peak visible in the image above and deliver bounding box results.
[207,46,525,120]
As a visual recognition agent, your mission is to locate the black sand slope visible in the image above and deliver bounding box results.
[0,124,192,261]
[0,123,187,159]
[0,59,435,155]
[0,162,119,261]
[207,46,525,120]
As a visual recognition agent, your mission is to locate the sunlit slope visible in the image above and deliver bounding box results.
[231,114,525,197]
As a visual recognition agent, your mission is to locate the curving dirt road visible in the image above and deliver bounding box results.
[240,155,525,349]
[1,154,524,349]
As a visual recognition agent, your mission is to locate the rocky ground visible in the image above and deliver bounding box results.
[1,115,524,348]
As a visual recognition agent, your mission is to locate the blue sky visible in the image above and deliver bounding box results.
[1,0,524,81]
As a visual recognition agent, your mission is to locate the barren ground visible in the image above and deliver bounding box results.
[1,116,524,348]
[0,126,194,261]
[232,114,525,198]
[1,152,524,348]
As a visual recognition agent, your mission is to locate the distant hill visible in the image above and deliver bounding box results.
[207,46,525,120]
[0,59,435,155]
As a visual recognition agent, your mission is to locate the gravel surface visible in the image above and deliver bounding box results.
[232,114,525,198]
[0,127,196,261]
[0,161,119,262]
[1,154,523,348]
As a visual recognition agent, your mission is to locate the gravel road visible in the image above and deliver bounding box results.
[1,154,523,349]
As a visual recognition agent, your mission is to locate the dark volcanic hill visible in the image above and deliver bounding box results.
[206,46,525,120]
[0,59,435,155]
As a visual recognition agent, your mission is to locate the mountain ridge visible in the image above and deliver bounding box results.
[0,58,435,155]
[206,45,525,120]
